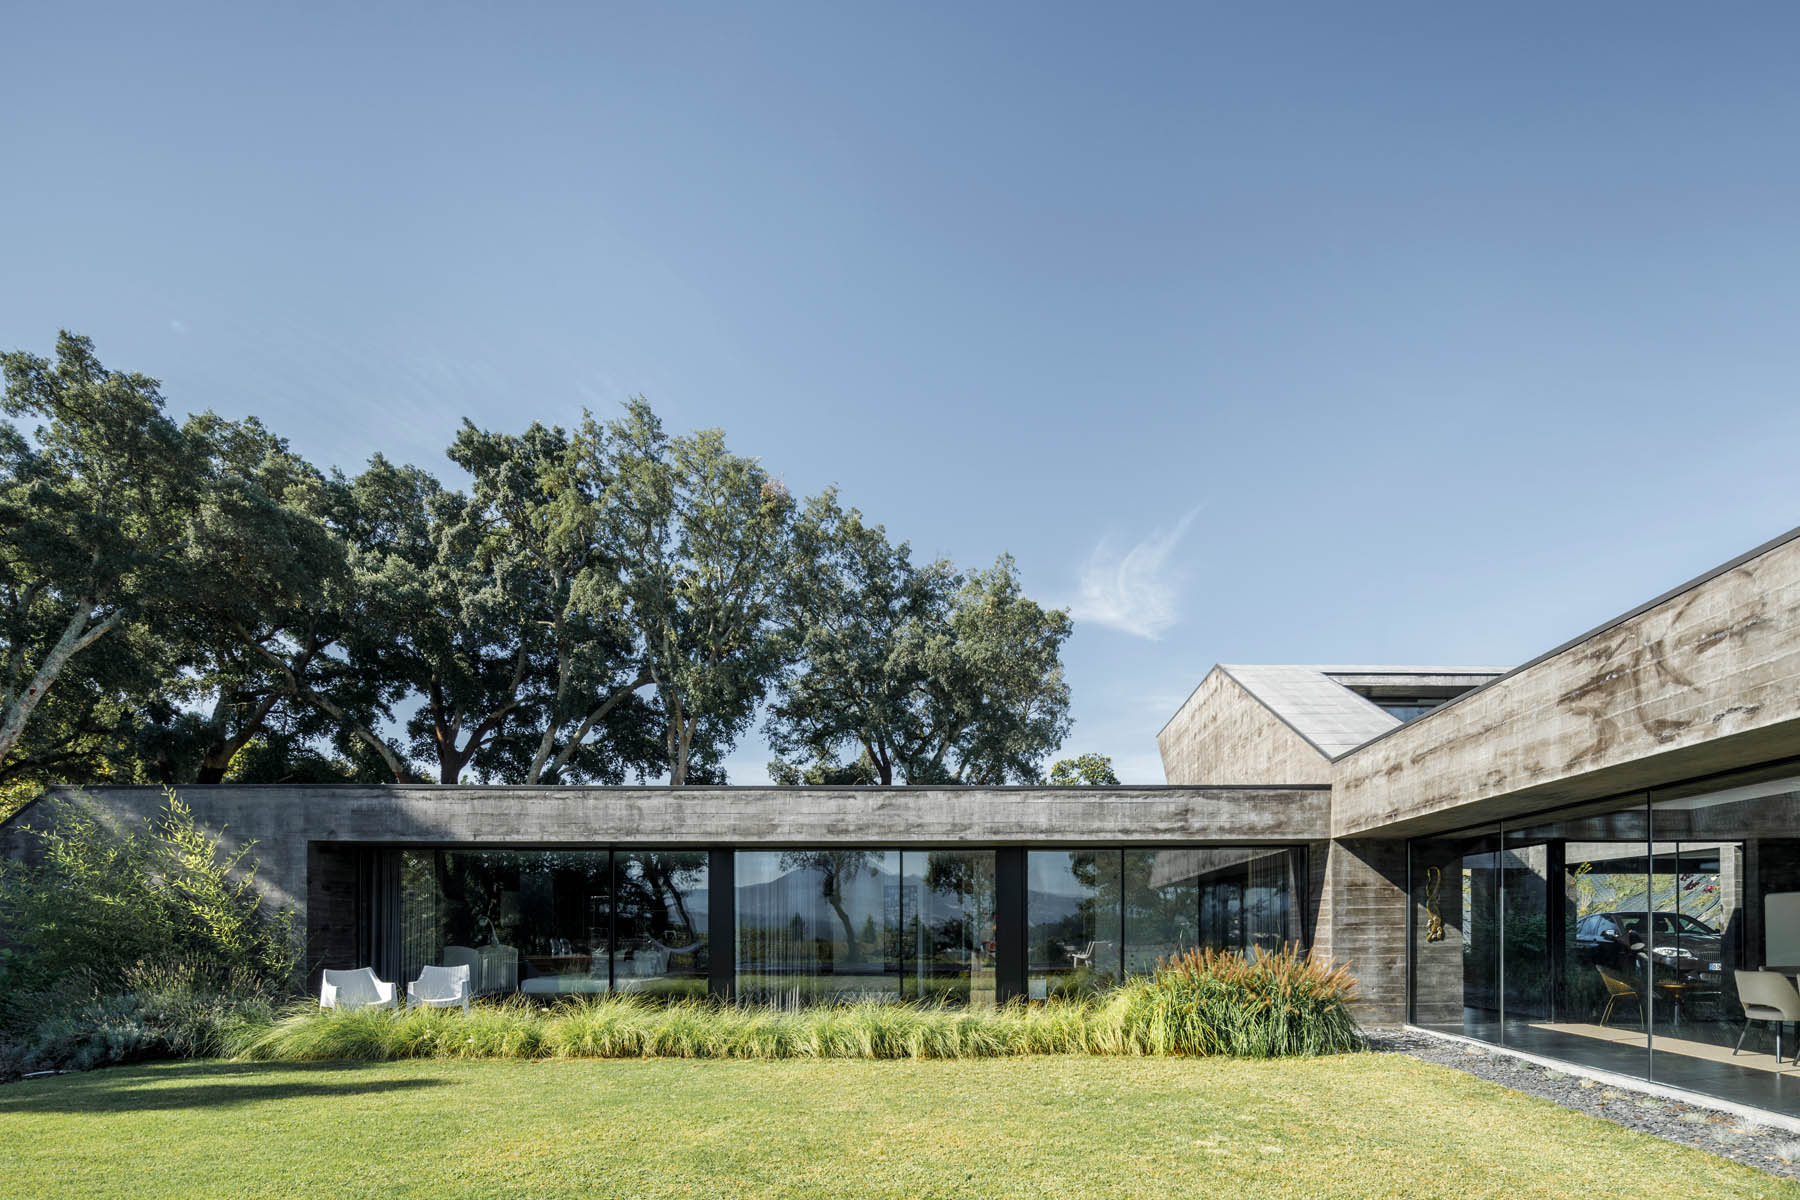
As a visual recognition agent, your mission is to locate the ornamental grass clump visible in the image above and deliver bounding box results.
[1115,945,1364,1058]
[233,947,1364,1065]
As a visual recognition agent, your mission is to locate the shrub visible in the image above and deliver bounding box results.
[0,789,298,1074]
[232,948,1366,1066]
[1114,945,1365,1058]
[15,959,281,1073]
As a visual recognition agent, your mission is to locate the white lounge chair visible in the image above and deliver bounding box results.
[409,963,472,1011]
[1735,970,1800,1063]
[320,967,397,1011]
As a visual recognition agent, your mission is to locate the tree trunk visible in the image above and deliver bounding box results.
[826,887,862,965]
[241,638,413,782]
[0,603,121,767]
[667,694,691,786]
[529,671,652,784]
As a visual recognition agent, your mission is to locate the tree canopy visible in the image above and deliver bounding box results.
[1049,754,1121,786]
[767,492,1072,785]
[0,333,1086,793]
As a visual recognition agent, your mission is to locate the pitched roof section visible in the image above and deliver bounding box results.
[1219,665,1506,759]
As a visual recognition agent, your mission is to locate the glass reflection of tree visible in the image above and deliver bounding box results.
[1061,851,1115,959]
[924,852,988,958]
[780,850,876,965]
[617,852,706,944]
[1124,851,1197,970]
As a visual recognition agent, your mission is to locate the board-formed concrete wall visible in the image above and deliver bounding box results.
[1158,667,1334,786]
[3,781,1332,965]
[1308,838,1410,1023]
[1335,529,1800,838]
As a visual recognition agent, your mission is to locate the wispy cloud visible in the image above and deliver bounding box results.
[1070,507,1202,639]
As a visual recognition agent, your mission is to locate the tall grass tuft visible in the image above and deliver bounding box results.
[231,947,1363,1064]
[1115,945,1365,1058]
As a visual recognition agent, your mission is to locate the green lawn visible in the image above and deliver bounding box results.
[2,1054,1795,1199]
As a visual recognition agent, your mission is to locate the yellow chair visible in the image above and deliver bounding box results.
[1596,964,1643,1026]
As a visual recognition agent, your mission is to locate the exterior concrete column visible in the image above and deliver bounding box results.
[1314,838,1410,1026]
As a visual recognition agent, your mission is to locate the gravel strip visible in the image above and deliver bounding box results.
[1369,1029,1800,1180]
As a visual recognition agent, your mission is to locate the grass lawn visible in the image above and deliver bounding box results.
[3,1053,1797,1199]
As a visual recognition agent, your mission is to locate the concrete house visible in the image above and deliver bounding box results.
[8,524,1799,1114]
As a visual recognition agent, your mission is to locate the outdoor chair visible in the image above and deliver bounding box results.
[1596,964,1643,1026]
[442,945,483,992]
[320,967,396,1011]
[409,963,472,1011]
[1066,941,1096,970]
[1734,970,1800,1064]
[479,943,518,994]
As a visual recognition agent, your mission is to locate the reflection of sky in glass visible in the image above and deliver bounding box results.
[1028,852,1097,899]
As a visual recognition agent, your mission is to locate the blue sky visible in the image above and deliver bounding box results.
[6,4,1800,783]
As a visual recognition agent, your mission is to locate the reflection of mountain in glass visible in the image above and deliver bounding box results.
[735,862,1007,937]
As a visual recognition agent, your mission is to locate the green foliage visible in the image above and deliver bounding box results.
[148,412,379,785]
[0,335,1072,788]
[232,996,1114,1063]
[234,948,1362,1064]
[0,333,203,782]
[591,401,795,785]
[1049,753,1120,786]
[0,788,298,1067]
[768,490,1073,785]
[17,958,281,1073]
[1112,945,1366,1058]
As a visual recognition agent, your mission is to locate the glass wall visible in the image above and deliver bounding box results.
[1124,850,1198,975]
[612,851,710,999]
[396,848,707,998]
[735,851,902,1005]
[1409,770,1800,1115]
[399,849,610,996]
[1029,847,1306,998]
[1408,826,1501,1037]
[385,843,1308,1011]
[1645,774,1800,1111]
[902,850,998,1008]
[1029,851,1124,997]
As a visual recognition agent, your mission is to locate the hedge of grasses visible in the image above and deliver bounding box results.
[232,946,1364,1063]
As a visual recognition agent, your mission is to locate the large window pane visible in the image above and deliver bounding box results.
[1648,774,1800,1115]
[1245,849,1301,955]
[1027,850,1122,998]
[399,849,611,997]
[1408,828,1501,1037]
[613,851,710,1000]
[901,850,997,1008]
[1122,848,1303,975]
[735,850,901,1005]
[1501,842,1551,1024]
[1415,800,1654,1079]
[1513,799,1652,1077]
[1124,850,1198,974]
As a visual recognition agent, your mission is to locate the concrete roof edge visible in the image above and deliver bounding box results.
[1213,666,1339,763]
[1331,521,1800,764]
